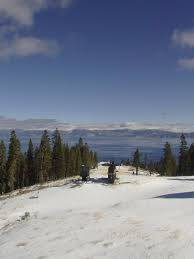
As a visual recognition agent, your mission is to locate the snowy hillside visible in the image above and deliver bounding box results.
[1,166,194,259]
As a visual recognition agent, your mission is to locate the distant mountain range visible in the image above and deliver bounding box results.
[0,116,194,133]
[1,116,194,161]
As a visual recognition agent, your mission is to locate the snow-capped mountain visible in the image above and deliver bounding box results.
[0,116,194,133]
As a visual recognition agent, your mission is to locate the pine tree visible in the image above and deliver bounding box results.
[36,130,52,183]
[18,152,27,188]
[0,130,98,195]
[7,131,21,192]
[178,134,189,175]
[0,141,6,194]
[89,150,98,169]
[79,138,85,161]
[81,143,90,168]
[161,142,176,176]
[188,143,194,175]
[64,144,70,178]
[68,147,76,177]
[26,139,35,186]
[75,146,82,175]
[133,149,140,175]
[52,129,65,180]
[79,137,84,147]
[34,147,40,184]
[89,150,94,168]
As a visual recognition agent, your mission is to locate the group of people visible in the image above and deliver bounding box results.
[80,161,117,184]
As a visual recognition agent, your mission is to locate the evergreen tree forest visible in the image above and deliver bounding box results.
[143,134,194,177]
[1,129,194,195]
[161,142,176,176]
[0,129,98,195]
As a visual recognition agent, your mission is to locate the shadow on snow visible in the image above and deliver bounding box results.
[89,177,109,185]
[69,177,109,188]
[168,178,194,182]
[155,191,194,199]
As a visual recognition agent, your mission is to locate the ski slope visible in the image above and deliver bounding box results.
[0,166,194,259]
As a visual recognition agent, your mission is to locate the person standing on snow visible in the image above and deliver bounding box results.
[108,161,116,184]
[80,165,89,181]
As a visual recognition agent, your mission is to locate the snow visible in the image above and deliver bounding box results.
[1,166,194,258]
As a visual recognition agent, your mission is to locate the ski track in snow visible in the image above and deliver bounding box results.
[0,166,194,259]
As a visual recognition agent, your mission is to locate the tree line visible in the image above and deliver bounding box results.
[0,129,98,194]
[140,133,194,176]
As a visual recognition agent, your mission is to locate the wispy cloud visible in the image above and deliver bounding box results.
[172,27,194,70]
[0,0,73,59]
[0,37,59,59]
[0,0,47,26]
[172,28,194,48]
[178,58,194,71]
[0,0,72,26]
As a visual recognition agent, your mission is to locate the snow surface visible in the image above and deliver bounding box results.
[1,166,194,259]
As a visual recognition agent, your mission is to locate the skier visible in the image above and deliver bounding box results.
[80,165,89,181]
[108,161,116,184]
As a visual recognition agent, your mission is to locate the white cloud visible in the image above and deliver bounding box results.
[172,28,194,48]
[0,0,72,26]
[0,0,73,59]
[172,27,194,70]
[178,58,194,71]
[0,37,59,59]
[0,0,47,26]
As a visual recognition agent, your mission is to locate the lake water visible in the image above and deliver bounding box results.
[0,130,194,163]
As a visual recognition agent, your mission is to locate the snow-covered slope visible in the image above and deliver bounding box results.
[0,166,194,259]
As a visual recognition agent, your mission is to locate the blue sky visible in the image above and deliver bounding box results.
[1,0,194,123]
